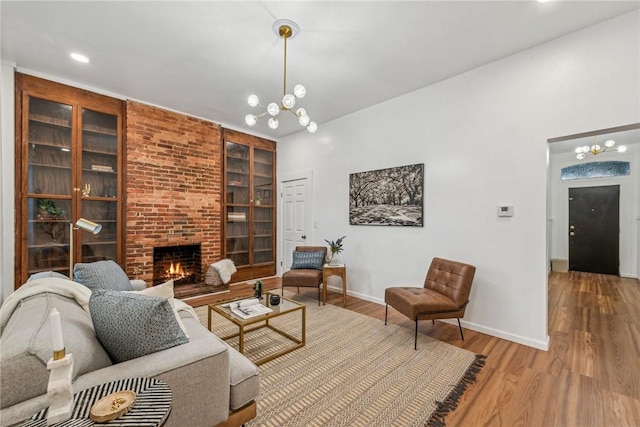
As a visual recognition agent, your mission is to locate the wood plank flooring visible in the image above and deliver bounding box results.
[184,271,640,426]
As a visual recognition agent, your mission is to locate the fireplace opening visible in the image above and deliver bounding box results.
[153,244,202,286]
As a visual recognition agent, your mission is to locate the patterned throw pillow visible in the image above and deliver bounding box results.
[89,289,188,363]
[126,280,190,338]
[291,251,325,270]
[74,260,133,292]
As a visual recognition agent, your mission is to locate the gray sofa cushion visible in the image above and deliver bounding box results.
[27,271,70,282]
[227,346,260,410]
[0,293,112,408]
[89,290,188,363]
[73,260,133,291]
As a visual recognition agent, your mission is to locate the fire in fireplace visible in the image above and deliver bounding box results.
[153,244,202,286]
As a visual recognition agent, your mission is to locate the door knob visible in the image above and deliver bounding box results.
[570,232,575,236]
[301,235,307,240]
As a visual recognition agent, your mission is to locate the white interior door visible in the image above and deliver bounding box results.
[281,175,311,272]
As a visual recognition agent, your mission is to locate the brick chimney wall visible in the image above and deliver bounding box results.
[125,101,222,283]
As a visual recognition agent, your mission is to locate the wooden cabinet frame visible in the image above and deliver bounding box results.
[222,129,276,282]
[14,73,126,288]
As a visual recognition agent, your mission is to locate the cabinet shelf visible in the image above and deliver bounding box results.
[29,116,71,129]
[29,141,72,151]
[28,242,68,249]
[227,250,249,255]
[29,163,72,171]
[82,127,117,136]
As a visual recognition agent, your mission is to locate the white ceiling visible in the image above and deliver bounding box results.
[2,1,639,138]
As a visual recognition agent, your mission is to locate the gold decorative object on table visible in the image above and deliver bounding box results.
[89,390,136,422]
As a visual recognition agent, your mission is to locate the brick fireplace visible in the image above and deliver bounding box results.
[124,101,223,293]
[153,244,202,286]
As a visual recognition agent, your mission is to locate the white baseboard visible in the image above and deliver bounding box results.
[329,285,550,351]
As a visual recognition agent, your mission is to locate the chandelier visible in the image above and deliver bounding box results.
[245,19,317,133]
[575,136,626,159]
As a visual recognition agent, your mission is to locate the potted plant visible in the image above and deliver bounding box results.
[254,280,263,299]
[324,236,346,265]
[37,199,66,219]
[254,195,261,206]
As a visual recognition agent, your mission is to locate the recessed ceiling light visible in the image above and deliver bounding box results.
[70,52,89,63]
[537,0,552,3]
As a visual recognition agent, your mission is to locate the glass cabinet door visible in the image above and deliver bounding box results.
[252,148,274,265]
[225,142,250,267]
[79,109,119,264]
[26,97,73,277]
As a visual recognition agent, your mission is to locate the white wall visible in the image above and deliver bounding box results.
[549,146,639,278]
[1,62,16,302]
[277,11,640,350]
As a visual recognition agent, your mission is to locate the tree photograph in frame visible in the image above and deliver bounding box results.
[349,163,424,226]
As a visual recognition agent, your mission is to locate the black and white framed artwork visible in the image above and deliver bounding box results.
[349,163,424,226]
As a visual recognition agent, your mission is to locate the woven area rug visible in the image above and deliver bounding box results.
[194,294,485,427]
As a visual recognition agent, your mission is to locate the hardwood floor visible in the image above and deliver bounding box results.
[185,272,640,426]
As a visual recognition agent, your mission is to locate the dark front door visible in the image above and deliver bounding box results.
[568,185,619,275]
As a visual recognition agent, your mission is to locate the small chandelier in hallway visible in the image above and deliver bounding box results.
[575,136,626,159]
[245,19,318,133]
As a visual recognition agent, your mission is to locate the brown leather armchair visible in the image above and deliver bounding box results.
[384,257,476,349]
[282,246,328,305]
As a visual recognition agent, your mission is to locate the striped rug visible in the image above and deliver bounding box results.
[195,294,485,427]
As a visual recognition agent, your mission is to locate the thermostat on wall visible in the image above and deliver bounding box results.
[497,205,514,217]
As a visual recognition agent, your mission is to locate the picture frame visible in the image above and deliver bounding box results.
[349,163,424,226]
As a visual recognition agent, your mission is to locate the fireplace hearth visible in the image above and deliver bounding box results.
[153,244,202,286]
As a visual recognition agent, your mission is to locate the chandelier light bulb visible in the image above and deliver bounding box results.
[574,147,583,154]
[248,95,260,107]
[296,108,306,117]
[282,94,296,110]
[267,103,280,116]
[294,84,306,99]
[617,145,627,153]
[307,122,318,133]
[576,153,586,160]
[299,114,310,127]
[245,114,257,126]
[268,117,279,129]
[604,139,615,148]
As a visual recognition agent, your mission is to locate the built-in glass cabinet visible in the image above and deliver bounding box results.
[15,73,124,287]
[223,130,276,281]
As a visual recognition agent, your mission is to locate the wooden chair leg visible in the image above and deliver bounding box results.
[414,320,418,350]
[317,286,321,306]
[384,304,388,325]
[457,318,464,340]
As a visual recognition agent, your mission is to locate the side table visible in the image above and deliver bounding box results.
[323,264,347,306]
[21,377,171,427]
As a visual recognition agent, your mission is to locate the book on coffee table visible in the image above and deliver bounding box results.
[226,298,273,319]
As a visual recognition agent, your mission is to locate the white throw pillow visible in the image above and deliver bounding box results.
[126,280,189,338]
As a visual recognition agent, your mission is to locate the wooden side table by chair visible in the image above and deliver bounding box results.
[323,264,347,306]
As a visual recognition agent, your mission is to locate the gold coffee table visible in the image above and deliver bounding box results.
[208,292,306,365]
